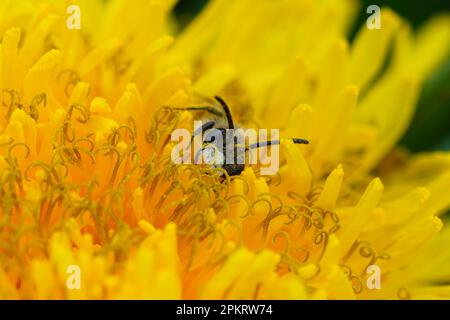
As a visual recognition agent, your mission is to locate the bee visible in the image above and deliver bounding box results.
[174,96,309,177]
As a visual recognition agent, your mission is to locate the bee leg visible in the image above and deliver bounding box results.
[193,120,216,138]
[190,120,215,145]
[214,96,235,129]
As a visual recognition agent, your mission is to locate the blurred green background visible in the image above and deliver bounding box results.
[174,0,450,153]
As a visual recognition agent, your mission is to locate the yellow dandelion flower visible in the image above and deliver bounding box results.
[0,0,450,300]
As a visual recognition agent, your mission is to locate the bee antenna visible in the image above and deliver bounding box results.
[247,138,309,151]
[214,96,234,129]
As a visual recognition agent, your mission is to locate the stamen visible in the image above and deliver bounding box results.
[272,231,292,255]
[314,231,329,262]
[27,93,47,121]
[225,194,251,218]
[57,69,81,97]
[8,142,31,159]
